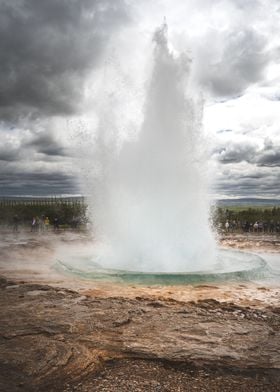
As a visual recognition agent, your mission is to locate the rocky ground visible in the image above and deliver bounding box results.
[220,233,280,252]
[0,231,279,391]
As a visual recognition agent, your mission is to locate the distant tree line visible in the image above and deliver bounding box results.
[0,198,88,229]
[212,206,280,234]
[1,197,280,234]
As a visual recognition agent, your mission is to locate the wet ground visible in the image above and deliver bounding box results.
[0,230,279,391]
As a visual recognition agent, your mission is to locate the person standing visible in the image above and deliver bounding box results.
[12,214,19,232]
[53,217,59,231]
[44,216,50,231]
[225,220,230,232]
[31,217,36,232]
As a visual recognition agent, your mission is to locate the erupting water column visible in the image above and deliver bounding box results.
[87,23,217,273]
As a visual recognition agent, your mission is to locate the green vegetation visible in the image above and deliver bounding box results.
[1,198,280,233]
[212,205,280,233]
[0,199,88,228]
[216,205,276,212]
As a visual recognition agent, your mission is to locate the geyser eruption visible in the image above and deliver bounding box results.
[84,23,217,272]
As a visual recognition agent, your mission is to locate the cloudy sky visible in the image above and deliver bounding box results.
[0,0,279,199]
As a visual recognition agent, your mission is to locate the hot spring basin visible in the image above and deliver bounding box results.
[56,249,271,285]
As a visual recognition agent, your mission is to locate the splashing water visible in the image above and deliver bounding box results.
[82,24,217,273]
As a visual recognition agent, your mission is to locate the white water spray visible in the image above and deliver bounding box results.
[82,24,217,272]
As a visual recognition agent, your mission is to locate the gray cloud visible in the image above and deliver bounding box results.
[196,28,270,98]
[214,139,280,169]
[212,135,280,197]
[210,29,268,97]
[257,150,280,167]
[0,127,68,165]
[26,133,66,157]
[215,167,280,198]
[216,129,233,134]
[0,0,278,198]
[0,170,77,196]
[213,142,257,164]
[230,0,260,10]
[0,0,128,121]
[0,147,19,162]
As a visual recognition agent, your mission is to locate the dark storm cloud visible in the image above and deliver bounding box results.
[0,170,77,196]
[215,168,280,197]
[0,0,128,121]
[0,147,19,162]
[27,133,66,157]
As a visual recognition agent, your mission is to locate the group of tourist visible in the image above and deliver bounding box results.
[30,216,53,232]
[224,219,280,234]
[12,215,59,233]
[10,215,83,232]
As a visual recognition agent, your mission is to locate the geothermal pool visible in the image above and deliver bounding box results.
[56,248,275,285]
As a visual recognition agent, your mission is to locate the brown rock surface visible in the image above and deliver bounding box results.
[0,276,279,391]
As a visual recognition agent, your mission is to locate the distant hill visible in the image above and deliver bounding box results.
[216,198,280,207]
[0,195,84,202]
